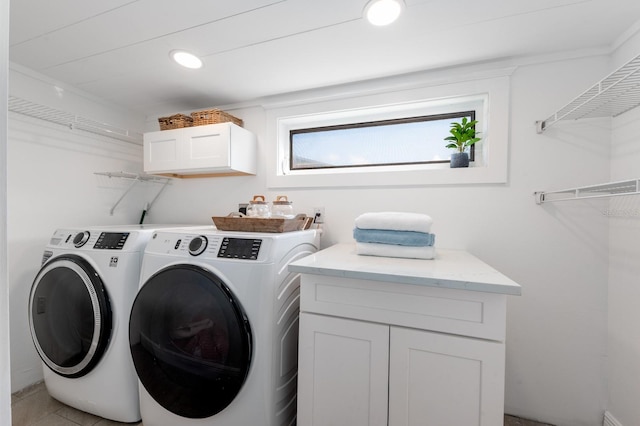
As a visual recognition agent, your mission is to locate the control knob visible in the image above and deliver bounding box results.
[188,235,208,256]
[72,231,90,248]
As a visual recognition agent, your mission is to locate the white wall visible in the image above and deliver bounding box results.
[145,55,612,425]
[7,51,631,426]
[1,0,11,422]
[606,30,640,426]
[503,59,611,426]
[7,70,158,392]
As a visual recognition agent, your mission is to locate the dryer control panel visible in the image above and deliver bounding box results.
[168,233,265,261]
[218,237,262,260]
[49,229,132,250]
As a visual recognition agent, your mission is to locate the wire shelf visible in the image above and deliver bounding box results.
[94,171,169,183]
[534,53,640,208]
[8,96,143,144]
[536,54,640,132]
[534,179,640,204]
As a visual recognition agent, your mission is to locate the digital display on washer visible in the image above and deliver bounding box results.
[218,238,262,260]
[94,232,130,250]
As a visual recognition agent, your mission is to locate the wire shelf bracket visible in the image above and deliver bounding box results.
[94,172,171,215]
[534,179,640,204]
[535,53,640,133]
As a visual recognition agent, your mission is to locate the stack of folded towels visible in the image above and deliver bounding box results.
[353,212,436,260]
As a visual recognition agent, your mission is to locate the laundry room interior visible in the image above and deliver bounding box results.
[2,1,640,426]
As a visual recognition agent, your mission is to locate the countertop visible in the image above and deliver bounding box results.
[289,243,522,296]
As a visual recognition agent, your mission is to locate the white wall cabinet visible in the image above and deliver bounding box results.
[290,244,521,426]
[143,122,256,177]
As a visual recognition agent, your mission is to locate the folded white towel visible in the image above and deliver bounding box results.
[355,242,436,260]
[354,212,433,233]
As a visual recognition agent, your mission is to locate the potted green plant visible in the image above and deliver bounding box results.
[444,117,481,168]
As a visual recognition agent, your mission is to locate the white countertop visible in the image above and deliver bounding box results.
[289,243,522,296]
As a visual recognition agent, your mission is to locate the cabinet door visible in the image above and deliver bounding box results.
[182,123,230,171]
[298,313,389,426]
[389,327,505,426]
[143,128,181,173]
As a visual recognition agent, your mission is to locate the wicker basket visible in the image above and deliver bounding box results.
[191,109,243,127]
[158,114,193,130]
[212,213,312,233]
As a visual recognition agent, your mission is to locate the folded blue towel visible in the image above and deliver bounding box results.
[353,227,435,247]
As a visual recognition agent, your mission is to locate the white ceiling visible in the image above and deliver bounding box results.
[9,0,640,117]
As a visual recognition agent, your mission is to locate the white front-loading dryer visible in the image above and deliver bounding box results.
[129,226,320,426]
[28,224,188,423]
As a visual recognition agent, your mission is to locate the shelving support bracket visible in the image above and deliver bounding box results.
[94,172,171,215]
[109,177,140,215]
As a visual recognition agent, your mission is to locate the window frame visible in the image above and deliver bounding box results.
[265,72,511,189]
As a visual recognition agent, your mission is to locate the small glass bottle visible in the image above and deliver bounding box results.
[272,195,294,218]
[246,195,271,218]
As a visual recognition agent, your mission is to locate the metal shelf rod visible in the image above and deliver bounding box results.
[94,171,169,183]
[535,178,640,204]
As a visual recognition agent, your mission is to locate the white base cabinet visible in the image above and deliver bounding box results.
[389,327,504,426]
[299,312,504,426]
[298,314,389,426]
[291,245,521,426]
[143,122,256,177]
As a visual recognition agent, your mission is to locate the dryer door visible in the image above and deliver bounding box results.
[29,254,112,378]
[129,264,252,419]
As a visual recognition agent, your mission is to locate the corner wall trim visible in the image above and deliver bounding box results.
[604,411,624,426]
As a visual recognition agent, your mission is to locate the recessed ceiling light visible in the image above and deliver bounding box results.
[170,50,203,69]
[364,0,404,26]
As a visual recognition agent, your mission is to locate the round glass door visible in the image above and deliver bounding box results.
[129,264,252,419]
[29,254,112,378]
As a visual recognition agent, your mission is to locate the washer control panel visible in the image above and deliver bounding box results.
[94,232,130,250]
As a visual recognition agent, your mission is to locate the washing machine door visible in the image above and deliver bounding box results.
[29,254,112,378]
[129,264,252,419]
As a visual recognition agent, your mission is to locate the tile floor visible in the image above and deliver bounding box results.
[504,415,555,426]
[12,381,553,426]
[11,382,141,426]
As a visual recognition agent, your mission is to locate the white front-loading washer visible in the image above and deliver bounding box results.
[129,226,320,426]
[28,224,188,423]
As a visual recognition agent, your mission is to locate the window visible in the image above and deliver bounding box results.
[290,111,476,171]
[265,72,511,188]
